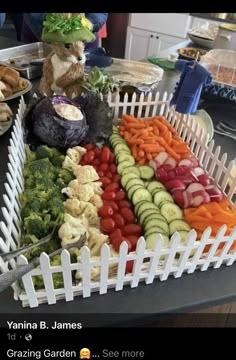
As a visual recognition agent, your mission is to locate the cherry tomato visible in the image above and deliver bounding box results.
[112,174,121,183]
[120,208,135,223]
[106,171,113,179]
[98,205,114,218]
[125,260,134,274]
[118,200,132,209]
[83,144,94,151]
[123,224,142,236]
[109,164,117,174]
[115,191,126,201]
[92,158,100,166]
[100,177,111,187]
[109,152,115,163]
[92,165,99,172]
[101,147,111,163]
[109,229,122,244]
[98,171,104,178]
[101,218,115,233]
[104,201,119,213]
[102,191,116,201]
[112,238,132,253]
[94,148,101,157]
[105,182,120,192]
[114,214,125,228]
[100,163,109,172]
[125,235,139,250]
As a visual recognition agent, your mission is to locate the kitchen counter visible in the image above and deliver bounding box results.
[0,37,236,325]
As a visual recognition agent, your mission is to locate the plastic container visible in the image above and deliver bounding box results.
[200,49,236,87]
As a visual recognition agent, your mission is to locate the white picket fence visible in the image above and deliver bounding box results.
[0,92,236,308]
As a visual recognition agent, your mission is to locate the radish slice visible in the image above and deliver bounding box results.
[156,167,169,182]
[189,156,199,168]
[167,169,176,180]
[165,179,186,193]
[205,185,223,202]
[164,157,177,169]
[162,164,174,172]
[193,167,205,177]
[149,160,157,171]
[190,170,199,182]
[175,165,191,176]
[155,152,169,167]
[192,195,205,207]
[182,190,193,208]
[198,174,211,186]
[187,183,205,193]
[192,190,211,204]
[179,159,193,167]
[173,190,185,207]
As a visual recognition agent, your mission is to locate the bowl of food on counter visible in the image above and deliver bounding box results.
[0,65,32,101]
[177,48,208,61]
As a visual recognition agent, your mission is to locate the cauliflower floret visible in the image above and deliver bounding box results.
[88,228,109,256]
[63,180,95,202]
[67,146,87,164]
[90,194,103,209]
[83,203,100,226]
[62,155,81,172]
[64,213,89,229]
[90,181,103,195]
[73,165,99,184]
[58,215,89,251]
[64,199,88,217]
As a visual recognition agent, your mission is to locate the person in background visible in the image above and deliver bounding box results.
[97,23,107,47]
[0,13,5,28]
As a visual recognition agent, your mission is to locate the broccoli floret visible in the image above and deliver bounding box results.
[23,213,53,239]
[35,177,56,191]
[21,199,42,219]
[35,145,65,167]
[48,197,64,220]
[58,168,74,185]
[25,146,37,162]
[31,255,64,290]
[24,158,58,181]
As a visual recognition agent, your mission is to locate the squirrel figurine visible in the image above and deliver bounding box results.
[40,13,95,99]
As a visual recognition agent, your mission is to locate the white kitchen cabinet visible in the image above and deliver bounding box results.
[125,26,185,61]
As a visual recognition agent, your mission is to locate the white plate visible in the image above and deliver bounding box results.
[191,109,214,142]
[0,79,32,102]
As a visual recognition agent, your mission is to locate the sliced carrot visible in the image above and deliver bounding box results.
[147,152,152,161]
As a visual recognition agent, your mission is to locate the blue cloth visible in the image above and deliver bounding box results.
[170,59,212,114]
[85,48,113,68]
[0,13,5,28]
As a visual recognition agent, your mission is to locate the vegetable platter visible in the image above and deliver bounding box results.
[1,91,236,308]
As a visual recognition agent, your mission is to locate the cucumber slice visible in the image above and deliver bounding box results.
[127,185,144,200]
[138,165,155,180]
[117,154,135,165]
[122,166,141,177]
[145,226,168,237]
[144,218,169,235]
[153,191,174,208]
[121,173,140,188]
[146,232,169,249]
[111,139,126,147]
[117,161,134,175]
[126,178,145,191]
[134,200,147,215]
[151,188,165,197]
[114,143,131,154]
[137,202,159,218]
[177,230,190,245]
[143,213,167,227]
[160,203,183,223]
[139,209,161,226]
[132,188,152,205]
[169,220,191,235]
[147,181,166,193]
[112,125,119,133]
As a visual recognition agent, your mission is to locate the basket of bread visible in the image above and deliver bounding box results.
[0,66,30,101]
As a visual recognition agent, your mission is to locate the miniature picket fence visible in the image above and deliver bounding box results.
[0,91,236,308]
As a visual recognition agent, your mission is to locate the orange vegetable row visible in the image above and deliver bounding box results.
[119,114,191,164]
[184,198,236,253]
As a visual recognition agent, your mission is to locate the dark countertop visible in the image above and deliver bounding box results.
[190,13,236,25]
[0,37,236,323]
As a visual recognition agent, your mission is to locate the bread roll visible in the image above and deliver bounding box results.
[0,66,20,88]
[1,82,12,98]
[12,78,28,93]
